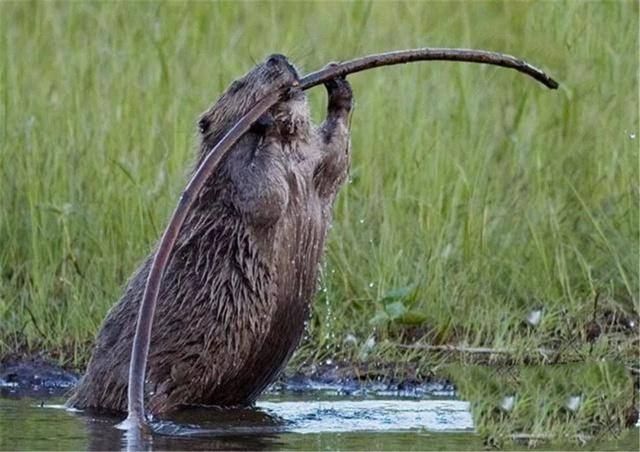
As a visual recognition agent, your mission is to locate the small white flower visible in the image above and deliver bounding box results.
[363,336,376,350]
[566,395,582,412]
[526,309,543,326]
[344,334,358,346]
[500,395,516,412]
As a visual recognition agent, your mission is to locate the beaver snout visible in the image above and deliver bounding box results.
[265,53,299,85]
[266,54,297,74]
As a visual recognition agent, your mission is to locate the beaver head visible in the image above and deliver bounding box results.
[197,54,310,154]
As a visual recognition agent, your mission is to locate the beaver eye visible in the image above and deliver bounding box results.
[198,117,210,134]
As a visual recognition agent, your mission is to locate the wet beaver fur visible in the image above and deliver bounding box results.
[67,54,352,414]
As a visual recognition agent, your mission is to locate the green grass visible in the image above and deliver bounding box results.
[449,362,636,445]
[0,0,638,443]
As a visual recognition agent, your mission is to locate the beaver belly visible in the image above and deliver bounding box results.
[200,208,328,406]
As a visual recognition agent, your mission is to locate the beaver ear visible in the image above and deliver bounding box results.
[198,116,210,134]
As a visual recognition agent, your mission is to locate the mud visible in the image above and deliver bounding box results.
[0,357,453,400]
[0,357,79,397]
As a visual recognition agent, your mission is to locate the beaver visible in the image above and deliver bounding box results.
[67,54,352,414]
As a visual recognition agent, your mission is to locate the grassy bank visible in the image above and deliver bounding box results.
[0,0,638,442]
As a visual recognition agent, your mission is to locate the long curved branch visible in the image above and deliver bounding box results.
[299,48,558,90]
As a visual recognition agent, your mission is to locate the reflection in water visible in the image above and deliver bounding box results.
[2,396,478,451]
[78,405,287,451]
[78,399,472,450]
[1,391,637,451]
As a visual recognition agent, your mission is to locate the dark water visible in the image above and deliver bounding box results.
[1,393,638,451]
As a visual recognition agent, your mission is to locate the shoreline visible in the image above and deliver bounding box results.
[0,355,455,400]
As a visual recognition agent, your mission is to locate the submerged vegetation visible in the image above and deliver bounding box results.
[0,0,637,445]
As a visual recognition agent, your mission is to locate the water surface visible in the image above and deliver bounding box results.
[1,392,638,451]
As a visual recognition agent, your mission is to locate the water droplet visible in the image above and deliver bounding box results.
[629,132,636,139]
[325,358,333,365]
[368,282,375,288]
[359,218,364,224]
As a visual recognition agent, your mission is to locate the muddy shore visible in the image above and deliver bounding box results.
[0,355,455,400]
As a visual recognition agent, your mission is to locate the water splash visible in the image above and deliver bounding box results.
[256,399,474,433]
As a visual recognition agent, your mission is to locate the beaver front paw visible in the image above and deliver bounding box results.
[323,65,353,113]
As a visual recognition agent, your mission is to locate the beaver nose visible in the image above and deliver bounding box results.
[266,53,298,78]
